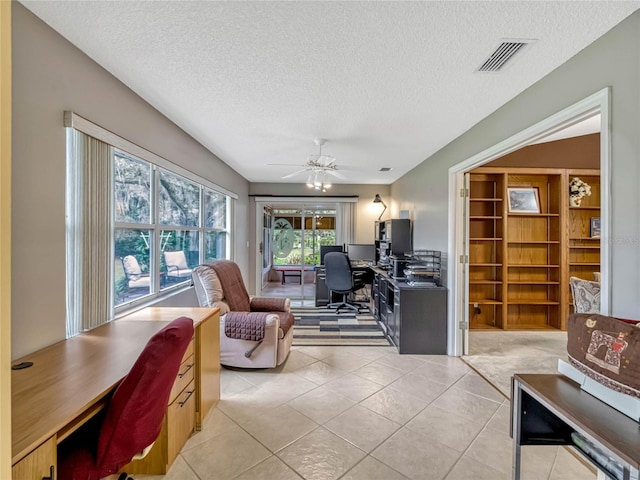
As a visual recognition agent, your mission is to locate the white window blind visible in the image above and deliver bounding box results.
[66,129,113,336]
[337,202,357,246]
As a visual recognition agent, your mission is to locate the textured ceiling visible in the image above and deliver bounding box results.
[21,1,639,185]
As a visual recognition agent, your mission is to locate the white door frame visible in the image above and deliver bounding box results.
[447,88,611,356]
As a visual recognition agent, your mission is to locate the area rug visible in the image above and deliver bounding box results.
[291,307,391,347]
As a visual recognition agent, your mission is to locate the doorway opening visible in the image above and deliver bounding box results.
[263,206,337,306]
[448,88,611,359]
[254,197,358,308]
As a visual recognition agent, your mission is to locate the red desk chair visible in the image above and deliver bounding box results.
[58,316,194,480]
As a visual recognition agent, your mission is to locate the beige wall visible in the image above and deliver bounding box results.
[0,2,11,477]
[11,4,250,359]
[392,11,640,319]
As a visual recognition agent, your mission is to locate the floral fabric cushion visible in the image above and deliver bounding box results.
[569,276,600,314]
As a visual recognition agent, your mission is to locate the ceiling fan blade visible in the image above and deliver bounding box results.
[325,169,346,179]
[281,168,309,179]
[267,163,306,166]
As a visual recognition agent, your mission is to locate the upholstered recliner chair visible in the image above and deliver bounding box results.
[192,260,294,368]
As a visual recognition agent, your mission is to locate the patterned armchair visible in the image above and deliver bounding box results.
[192,260,294,368]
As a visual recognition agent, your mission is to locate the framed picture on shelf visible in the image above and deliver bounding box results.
[507,187,540,213]
[590,217,601,238]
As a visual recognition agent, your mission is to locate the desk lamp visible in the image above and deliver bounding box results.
[373,194,387,221]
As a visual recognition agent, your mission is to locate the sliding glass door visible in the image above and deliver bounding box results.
[262,204,337,306]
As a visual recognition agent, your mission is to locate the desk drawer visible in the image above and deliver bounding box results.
[170,353,195,404]
[182,338,194,363]
[167,380,196,463]
[12,436,56,480]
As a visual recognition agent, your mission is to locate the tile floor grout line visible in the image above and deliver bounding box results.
[335,453,411,480]
[222,402,324,476]
[545,448,561,480]
[177,452,205,480]
[459,356,510,401]
[447,369,506,405]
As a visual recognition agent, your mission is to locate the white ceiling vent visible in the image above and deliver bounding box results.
[477,39,536,73]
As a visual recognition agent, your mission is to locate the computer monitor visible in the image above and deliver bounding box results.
[320,245,344,265]
[346,244,376,263]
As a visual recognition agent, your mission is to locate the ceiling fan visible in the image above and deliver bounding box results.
[268,139,346,189]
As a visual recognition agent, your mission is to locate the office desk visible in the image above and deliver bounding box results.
[511,374,640,480]
[11,307,220,479]
[370,267,447,354]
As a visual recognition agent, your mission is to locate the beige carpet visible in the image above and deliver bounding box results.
[462,330,568,398]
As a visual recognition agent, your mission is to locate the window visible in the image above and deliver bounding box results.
[66,112,237,337]
[204,188,229,261]
[114,152,231,310]
[271,208,336,266]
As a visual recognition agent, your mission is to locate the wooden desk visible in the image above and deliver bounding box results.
[121,307,221,430]
[11,307,219,479]
[511,374,640,480]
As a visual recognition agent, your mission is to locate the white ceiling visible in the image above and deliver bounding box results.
[21,1,639,185]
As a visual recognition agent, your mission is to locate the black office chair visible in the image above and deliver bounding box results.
[324,252,367,314]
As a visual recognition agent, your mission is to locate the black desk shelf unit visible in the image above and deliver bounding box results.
[511,374,640,480]
[375,219,412,263]
[372,268,447,354]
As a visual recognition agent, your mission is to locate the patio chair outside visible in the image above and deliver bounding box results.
[164,250,193,281]
[121,255,150,290]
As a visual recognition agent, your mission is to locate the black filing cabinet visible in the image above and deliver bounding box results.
[315,266,329,307]
[373,269,447,354]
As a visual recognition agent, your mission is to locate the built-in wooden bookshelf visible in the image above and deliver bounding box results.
[468,172,504,329]
[468,167,600,331]
[566,169,601,315]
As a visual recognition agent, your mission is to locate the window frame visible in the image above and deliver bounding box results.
[113,150,232,314]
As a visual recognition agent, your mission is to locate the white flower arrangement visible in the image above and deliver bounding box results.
[569,177,592,199]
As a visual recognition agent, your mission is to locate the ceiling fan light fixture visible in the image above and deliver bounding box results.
[298,139,340,193]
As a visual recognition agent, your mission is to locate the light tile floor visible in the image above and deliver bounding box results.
[134,346,594,480]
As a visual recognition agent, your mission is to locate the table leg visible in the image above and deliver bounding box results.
[512,379,522,480]
[281,271,285,285]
